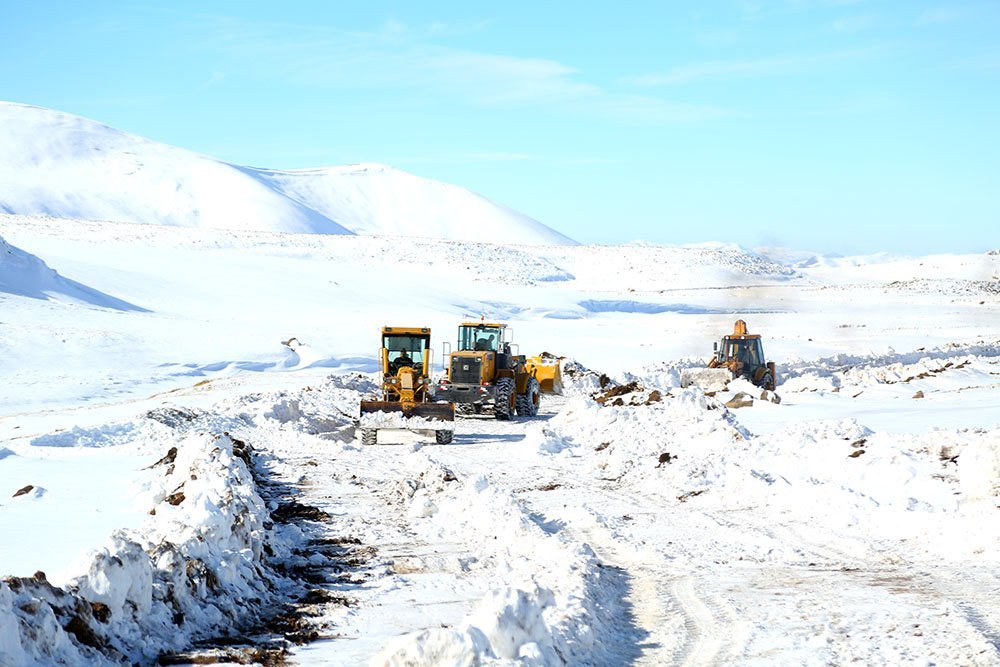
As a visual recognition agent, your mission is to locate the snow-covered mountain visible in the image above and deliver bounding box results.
[0,102,574,245]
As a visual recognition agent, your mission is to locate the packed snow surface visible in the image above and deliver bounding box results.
[1,212,998,665]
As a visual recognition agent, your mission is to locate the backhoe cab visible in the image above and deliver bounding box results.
[359,326,455,445]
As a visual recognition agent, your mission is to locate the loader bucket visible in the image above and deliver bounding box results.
[360,400,455,422]
[525,356,563,395]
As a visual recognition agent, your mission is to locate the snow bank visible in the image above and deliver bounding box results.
[0,432,287,666]
[374,461,615,666]
[779,342,1000,392]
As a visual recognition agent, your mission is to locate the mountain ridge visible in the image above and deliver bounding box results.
[0,101,575,245]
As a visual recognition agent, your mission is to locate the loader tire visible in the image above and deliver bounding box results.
[361,428,377,446]
[435,430,454,445]
[516,377,540,417]
[493,378,516,421]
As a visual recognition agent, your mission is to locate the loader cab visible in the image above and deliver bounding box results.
[457,324,507,353]
[444,322,520,385]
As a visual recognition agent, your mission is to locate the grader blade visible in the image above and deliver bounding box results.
[360,400,455,422]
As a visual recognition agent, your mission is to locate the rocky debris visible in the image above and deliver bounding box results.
[594,381,640,404]
[12,484,34,497]
[270,500,331,523]
[759,390,782,404]
[145,406,203,429]
[725,393,755,409]
[147,446,178,470]
[913,390,925,399]
[163,487,186,506]
[656,452,676,468]
[593,382,666,407]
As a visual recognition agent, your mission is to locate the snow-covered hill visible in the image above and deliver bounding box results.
[0,102,574,245]
[0,234,143,310]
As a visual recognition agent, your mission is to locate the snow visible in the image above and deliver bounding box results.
[1,107,1000,664]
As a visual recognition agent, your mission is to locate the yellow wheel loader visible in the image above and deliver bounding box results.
[680,320,777,392]
[359,326,455,445]
[434,321,562,420]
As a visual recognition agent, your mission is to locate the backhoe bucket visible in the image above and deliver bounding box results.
[359,400,455,422]
[525,356,563,395]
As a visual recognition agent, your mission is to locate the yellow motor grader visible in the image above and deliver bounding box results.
[680,319,777,392]
[359,326,455,445]
[434,321,562,420]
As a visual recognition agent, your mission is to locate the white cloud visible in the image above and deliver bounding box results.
[628,48,874,86]
[195,15,727,124]
[915,7,965,26]
[831,13,877,32]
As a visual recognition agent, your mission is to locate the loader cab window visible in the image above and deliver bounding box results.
[458,325,502,352]
[384,335,428,367]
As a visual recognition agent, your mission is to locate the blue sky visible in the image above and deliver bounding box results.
[3,1,998,254]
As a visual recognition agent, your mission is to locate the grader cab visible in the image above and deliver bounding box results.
[359,326,455,445]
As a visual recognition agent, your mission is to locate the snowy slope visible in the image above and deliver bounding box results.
[0,233,143,310]
[248,163,576,245]
[0,101,574,244]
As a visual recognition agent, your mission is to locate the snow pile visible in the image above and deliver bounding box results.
[221,372,375,437]
[840,354,976,387]
[558,358,616,397]
[375,460,616,666]
[957,434,1000,500]
[0,433,287,666]
[538,385,1000,564]
[539,388,749,494]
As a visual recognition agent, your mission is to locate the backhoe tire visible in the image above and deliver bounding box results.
[516,377,541,417]
[361,428,377,446]
[493,378,516,421]
[435,430,454,445]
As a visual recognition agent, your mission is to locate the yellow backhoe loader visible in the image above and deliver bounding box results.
[434,321,562,420]
[359,326,455,445]
[680,320,777,392]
